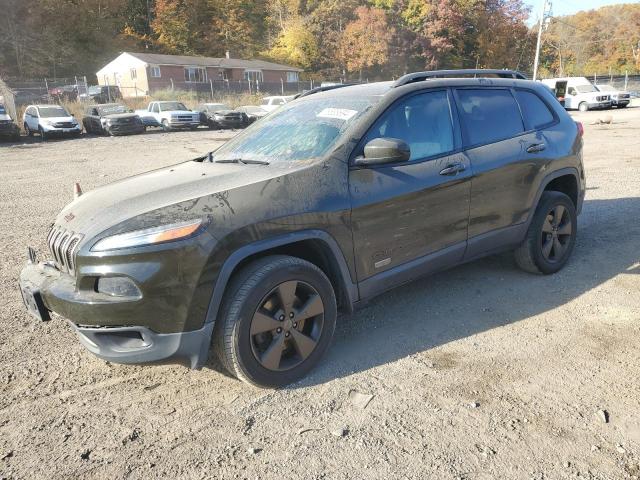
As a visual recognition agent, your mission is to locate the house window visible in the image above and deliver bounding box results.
[286,71,299,82]
[150,66,161,78]
[184,67,206,82]
[244,70,263,83]
[130,68,137,80]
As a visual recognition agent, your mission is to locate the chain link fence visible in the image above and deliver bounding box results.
[2,77,89,108]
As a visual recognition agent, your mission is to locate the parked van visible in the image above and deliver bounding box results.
[541,77,611,111]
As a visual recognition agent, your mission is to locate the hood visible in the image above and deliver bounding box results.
[55,160,300,241]
[213,110,240,116]
[103,113,139,120]
[165,110,197,116]
[42,116,76,123]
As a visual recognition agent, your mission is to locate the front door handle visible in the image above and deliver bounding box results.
[439,163,466,176]
[526,143,546,153]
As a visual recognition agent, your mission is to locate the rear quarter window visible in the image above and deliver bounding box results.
[514,90,555,129]
[456,89,524,146]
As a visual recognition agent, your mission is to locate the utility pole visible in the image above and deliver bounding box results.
[533,0,550,81]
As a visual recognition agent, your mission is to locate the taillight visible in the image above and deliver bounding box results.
[575,121,584,137]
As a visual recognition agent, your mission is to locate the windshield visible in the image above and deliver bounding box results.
[206,104,228,112]
[575,84,597,93]
[213,96,375,163]
[39,106,68,118]
[160,102,188,111]
[97,104,128,115]
[88,86,101,94]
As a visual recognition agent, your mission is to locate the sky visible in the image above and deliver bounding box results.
[527,0,639,24]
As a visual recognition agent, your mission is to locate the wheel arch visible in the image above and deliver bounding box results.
[204,230,358,327]
[545,170,579,205]
[527,167,582,228]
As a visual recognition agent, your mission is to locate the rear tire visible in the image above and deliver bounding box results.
[514,191,577,275]
[214,255,337,388]
[578,102,589,112]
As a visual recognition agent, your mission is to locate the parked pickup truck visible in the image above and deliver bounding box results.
[541,77,611,112]
[135,101,200,131]
[595,84,631,108]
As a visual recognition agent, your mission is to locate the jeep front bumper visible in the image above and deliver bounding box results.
[19,259,214,369]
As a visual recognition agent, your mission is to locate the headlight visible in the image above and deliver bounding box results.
[92,219,204,252]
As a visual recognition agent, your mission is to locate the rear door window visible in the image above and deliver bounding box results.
[514,90,554,129]
[456,89,524,147]
[363,90,455,161]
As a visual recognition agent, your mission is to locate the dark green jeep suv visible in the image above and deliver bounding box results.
[19,70,585,387]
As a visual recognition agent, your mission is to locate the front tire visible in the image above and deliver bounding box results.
[24,123,33,137]
[38,126,47,140]
[215,255,337,388]
[578,102,589,112]
[514,191,577,275]
[161,119,171,132]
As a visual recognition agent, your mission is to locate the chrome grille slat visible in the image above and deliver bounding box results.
[50,229,64,264]
[57,233,71,268]
[46,226,83,275]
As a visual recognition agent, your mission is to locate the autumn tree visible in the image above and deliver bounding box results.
[264,16,319,69]
[152,0,215,54]
[339,6,393,79]
[209,0,269,58]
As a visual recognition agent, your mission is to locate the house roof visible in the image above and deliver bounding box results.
[124,52,303,72]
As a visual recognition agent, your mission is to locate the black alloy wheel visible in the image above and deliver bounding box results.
[514,191,577,274]
[215,255,337,388]
[540,204,572,263]
[250,280,325,371]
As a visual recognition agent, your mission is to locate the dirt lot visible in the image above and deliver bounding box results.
[1,111,639,480]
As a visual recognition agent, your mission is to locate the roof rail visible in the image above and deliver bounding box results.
[293,83,355,99]
[392,69,528,88]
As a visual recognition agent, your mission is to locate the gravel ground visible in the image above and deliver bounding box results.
[1,112,639,480]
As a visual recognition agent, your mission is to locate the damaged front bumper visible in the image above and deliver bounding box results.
[18,253,213,369]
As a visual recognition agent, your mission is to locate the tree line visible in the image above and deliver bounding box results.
[0,0,638,81]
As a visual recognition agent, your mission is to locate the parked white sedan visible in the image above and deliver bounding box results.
[22,105,82,139]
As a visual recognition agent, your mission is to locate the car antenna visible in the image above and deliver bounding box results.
[74,182,83,199]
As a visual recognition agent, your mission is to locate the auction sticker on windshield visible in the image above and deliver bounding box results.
[317,108,358,121]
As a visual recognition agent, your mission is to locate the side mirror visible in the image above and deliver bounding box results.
[355,137,411,166]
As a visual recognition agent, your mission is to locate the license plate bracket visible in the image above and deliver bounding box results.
[19,282,51,322]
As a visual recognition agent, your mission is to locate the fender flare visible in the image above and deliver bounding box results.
[204,229,358,326]
[525,167,582,229]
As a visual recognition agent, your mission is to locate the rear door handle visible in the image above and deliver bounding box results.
[526,143,546,153]
[439,163,466,176]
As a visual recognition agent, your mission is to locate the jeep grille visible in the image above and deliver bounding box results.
[47,226,83,274]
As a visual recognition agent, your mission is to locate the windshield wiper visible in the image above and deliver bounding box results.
[214,158,270,165]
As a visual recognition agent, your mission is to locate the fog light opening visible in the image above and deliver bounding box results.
[96,276,142,298]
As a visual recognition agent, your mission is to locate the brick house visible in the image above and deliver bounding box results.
[96,52,303,97]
